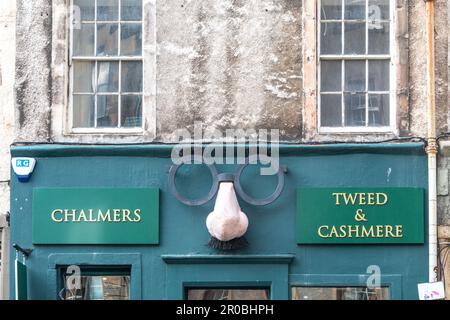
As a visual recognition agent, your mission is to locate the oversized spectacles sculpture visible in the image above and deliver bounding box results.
[168,156,287,250]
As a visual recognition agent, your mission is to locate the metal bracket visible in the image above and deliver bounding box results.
[13,243,33,258]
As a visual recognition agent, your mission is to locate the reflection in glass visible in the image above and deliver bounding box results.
[345,60,366,92]
[97,62,119,92]
[64,276,130,300]
[73,61,95,93]
[121,24,142,56]
[320,94,342,127]
[97,95,119,127]
[187,289,270,300]
[344,0,365,20]
[97,23,119,56]
[321,0,342,20]
[321,22,342,54]
[121,95,142,127]
[73,0,95,21]
[121,0,143,21]
[292,287,389,300]
[97,0,118,21]
[368,22,389,54]
[369,0,390,20]
[369,60,389,91]
[345,93,366,126]
[369,94,389,126]
[344,22,365,54]
[122,61,143,92]
[73,95,95,128]
[73,23,95,56]
[321,61,341,92]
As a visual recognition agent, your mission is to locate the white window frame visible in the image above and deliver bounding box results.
[67,0,155,135]
[317,0,396,134]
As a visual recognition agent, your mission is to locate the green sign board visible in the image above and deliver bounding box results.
[32,188,159,244]
[15,260,27,300]
[296,188,424,244]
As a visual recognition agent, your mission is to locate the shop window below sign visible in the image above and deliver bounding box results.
[186,288,270,300]
[61,268,131,300]
[291,286,389,300]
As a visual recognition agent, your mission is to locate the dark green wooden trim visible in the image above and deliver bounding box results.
[10,143,425,158]
[161,254,295,264]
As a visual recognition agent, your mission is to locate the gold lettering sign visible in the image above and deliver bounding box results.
[317,192,403,239]
[51,208,142,223]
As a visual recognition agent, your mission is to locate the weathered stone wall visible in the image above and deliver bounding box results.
[0,0,16,301]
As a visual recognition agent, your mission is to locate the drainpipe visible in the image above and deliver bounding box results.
[425,0,438,283]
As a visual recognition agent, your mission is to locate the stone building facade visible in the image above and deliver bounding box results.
[1,0,450,299]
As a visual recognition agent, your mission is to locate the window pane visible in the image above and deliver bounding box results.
[73,23,95,56]
[73,61,95,93]
[345,0,365,20]
[345,93,366,126]
[321,94,342,127]
[369,0,389,20]
[320,22,342,54]
[369,94,389,126]
[73,0,95,21]
[344,22,365,54]
[187,289,270,300]
[64,276,130,300]
[368,22,389,54]
[369,60,389,91]
[321,0,342,20]
[97,95,119,127]
[73,95,95,128]
[345,60,366,91]
[121,95,142,127]
[291,287,389,300]
[321,61,341,92]
[121,0,143,21]
[121,24,142,56]
[97,23,119,56]
[97,62,119,92]
[97,0,119,21]
[121,61,143,92]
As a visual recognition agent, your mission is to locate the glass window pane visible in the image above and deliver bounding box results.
[73,95,95,128]
[73,0,95,21]
[121,95,142,127]
[187,289,270,300]
[121,24,142,56]
[121,61,143,92]
[369,0,389,20]
[97,62,119,92]
[369,60,389,91]
[321,94,342,127]
[291,287,390,300]
[345,0,366,20]
[97,95,119,127]
[321,61,341,92]
[369,94,389,126]
[97,0,118,21]
[64,276,130,300]
[345,60,366,91]
[97,23,119,56]
[121,0,143,21]
[345,93,366,126]
[73,61,95,93]
[321,0,342,20]
[320,22,342,54]
[368,22,389,54]
[73,23,95,56]
[344,22,366,54]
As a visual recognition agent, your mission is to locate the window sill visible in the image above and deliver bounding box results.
[70,128,144,135]
[318,126,395,134]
